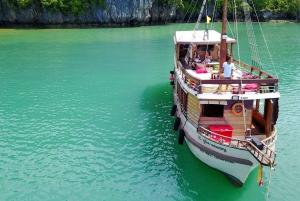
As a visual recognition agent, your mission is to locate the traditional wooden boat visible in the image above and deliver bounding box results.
[170,0,279,186]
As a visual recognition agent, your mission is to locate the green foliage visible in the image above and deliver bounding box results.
[97,0,106,10]
[157,0,182,6]
[2,0,299,18]
[213,0,299,19]
[263,0,300,18]
[4,0,106,16]
[3,0,34,10]
[169,0,202,13]
[17,0,33,7]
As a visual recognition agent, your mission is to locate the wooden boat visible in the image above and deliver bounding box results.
[170,0,279,186]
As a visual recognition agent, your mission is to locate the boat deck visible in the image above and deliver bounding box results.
[250,124,264,137]
[197,124,276,165]
[177,57,279,96]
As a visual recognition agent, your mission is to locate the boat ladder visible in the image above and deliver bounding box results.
[241,141,276,166]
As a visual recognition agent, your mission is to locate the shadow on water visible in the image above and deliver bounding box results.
[139,82,266,200]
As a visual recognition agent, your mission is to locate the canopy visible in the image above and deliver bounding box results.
[174,30,236,44]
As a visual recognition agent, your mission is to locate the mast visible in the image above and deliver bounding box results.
[219,0,228,73]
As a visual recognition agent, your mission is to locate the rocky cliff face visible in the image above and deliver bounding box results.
[0,0,298,28]
[0,0,178,28]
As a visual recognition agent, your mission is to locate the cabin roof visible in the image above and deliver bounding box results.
[174,30,236,44]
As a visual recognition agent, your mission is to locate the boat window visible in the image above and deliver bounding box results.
[197,45,214,51]
[202,104,224,117]
[179,44,189,57]
[183,44,189,49]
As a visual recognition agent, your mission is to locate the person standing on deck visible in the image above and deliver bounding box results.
[214,55,234,93]
[222,55,234,91]
[222,56,234,78]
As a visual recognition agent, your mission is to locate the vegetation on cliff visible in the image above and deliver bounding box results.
[172,0,300,19]
[3,0,300,19]
[3,0,106,16]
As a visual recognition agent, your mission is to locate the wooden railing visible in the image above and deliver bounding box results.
[261,126,277,145]
[233,59,275,79]
[174,54,279,94]
[198,126,276,166]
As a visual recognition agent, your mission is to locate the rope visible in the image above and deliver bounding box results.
[209,0,218,30]
[183,0,199,31]
[204,1,218,48]
[248,0,279,78]
[265,164,274,201]
[176,0,199,31]
[184,0,207,63]
[240,4,275,200]
[242,0,263,69]
[232,0,247,133]
[227,20,235,39]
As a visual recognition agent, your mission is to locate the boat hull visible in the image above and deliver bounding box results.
[185,134,258,186]
[172,88,260,185]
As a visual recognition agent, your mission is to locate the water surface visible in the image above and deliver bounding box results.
[0,23,299,200]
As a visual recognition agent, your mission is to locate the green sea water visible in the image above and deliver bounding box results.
[0,23,299,201]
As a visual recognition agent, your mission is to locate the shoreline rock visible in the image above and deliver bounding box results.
[269,20,295,23]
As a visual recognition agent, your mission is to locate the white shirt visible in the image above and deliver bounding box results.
[222,62,234,78]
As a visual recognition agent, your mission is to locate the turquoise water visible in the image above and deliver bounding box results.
[0,23,299,200]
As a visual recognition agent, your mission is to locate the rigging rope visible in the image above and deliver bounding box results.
[239,2,275,200]
[204,2,218,52]
[183,0,200,30]
[242,0,263,69]
[177,0,199,31]
[184,0,208,64]
[211,0,218,30]
[227,20,235,39]
[232,0,247,134]
[248,0,279,78]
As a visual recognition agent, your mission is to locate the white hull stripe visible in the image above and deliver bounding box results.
[184,131,253,166]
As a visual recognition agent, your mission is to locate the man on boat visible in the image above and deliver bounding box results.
[222,55,234,80]
[222,55,234,91]
[214,55,234,93]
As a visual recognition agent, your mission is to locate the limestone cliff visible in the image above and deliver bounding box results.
[0,0,298,28]
[0,0,178,28]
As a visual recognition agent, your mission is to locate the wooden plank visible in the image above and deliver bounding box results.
[224,110,252,124]
[187,93,200,126]
[200,121,228,125]
[199,117,228,126]
[266,99,273,138]
[223,109,252,136]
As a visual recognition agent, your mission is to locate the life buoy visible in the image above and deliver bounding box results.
[170,105,177,116]
[173,117,181,131]
[178,129,185,145]
[231,102,244,116]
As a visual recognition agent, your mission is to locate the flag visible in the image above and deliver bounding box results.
[206,16,211,24]
[257,164,264,186]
